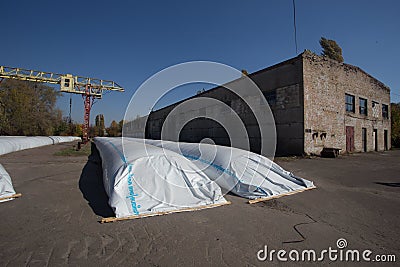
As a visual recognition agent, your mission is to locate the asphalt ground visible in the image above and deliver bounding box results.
[0,142,398,266]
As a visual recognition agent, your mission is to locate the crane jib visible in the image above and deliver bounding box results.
[0,65,124,143]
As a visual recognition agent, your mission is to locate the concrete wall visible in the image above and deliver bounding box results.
[145,56,304,156]
[123,115,148,138]
[146,83,265,154]
[250,56,304,155]
[302,51,391,155]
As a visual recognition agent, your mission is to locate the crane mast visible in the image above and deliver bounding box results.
[0,65,124,143]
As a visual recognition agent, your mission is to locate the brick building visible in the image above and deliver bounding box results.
[302,51,390,155]
[139,51,391,156]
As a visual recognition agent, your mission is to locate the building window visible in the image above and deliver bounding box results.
[382,104,389,119]
[372,101,379,117]
[359,98,367,115]
[345,94,355,113]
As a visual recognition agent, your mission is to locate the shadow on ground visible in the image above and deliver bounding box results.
[79,143,114,217]
[375,182,400,187]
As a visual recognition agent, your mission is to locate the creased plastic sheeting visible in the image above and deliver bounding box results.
[0,136,81,155]
[0,164,16,202]
[93,137,228,219]
[48,136,81,144]
[130,138,315,201]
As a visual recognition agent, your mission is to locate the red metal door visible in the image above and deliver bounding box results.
[346,126,354,152]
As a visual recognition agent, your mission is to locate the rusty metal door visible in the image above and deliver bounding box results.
[346,126,354,152]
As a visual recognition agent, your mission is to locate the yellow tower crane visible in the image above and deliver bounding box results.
[0,65,124,143]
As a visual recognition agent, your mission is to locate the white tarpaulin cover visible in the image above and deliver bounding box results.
[94,137,229,220]
[0,136,81,202]
[0,136,81,155]
[0,164,16,202]
[49,136,82,144]
[130,138,315,202]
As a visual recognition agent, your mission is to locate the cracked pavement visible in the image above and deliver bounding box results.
[0,142,399,266]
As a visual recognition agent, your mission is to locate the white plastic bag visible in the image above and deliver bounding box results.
[0,164,16,202]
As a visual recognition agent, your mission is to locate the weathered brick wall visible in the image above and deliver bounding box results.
[302,51,391,155]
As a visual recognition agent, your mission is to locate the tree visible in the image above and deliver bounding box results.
[74,123,83,137]
[118,120,124,134]
[53,116,69,136]
[319,37,344,63]
[391,103,400,147]
[107,120,120,137]
[0,79,62,135]
[53,118,83,137]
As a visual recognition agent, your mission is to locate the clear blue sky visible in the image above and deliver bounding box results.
[1,0,399,126]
